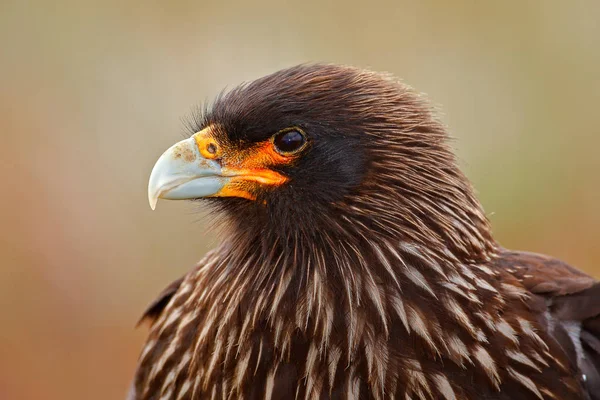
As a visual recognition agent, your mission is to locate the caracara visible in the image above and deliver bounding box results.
[130,64,600,400]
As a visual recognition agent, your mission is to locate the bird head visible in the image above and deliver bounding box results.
[148,64,494,259]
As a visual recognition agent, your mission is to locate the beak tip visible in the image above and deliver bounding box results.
[148,192,159,210]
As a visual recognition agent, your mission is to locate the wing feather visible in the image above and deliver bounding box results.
[499,250,600,400]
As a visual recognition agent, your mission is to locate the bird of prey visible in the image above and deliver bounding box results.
[130,64,599,400]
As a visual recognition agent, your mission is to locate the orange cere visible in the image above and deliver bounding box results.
[210,139,296,200]
[221,141,292,186]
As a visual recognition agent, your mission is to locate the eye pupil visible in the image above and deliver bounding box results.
[273,129,306,154]
[207,143,217,154]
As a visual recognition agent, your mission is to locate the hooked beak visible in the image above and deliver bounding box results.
[147,136,225,210]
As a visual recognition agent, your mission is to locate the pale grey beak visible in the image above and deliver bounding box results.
[147,137,226,210]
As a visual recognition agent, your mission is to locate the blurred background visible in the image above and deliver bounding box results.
[1,0,598,398]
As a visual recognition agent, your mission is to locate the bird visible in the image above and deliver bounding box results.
[130,64,600,400]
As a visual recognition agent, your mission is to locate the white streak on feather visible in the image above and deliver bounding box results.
[476,329,488,343]
[365,337,388,395]
[161,371,176,394]
[406,360,432,398]
[139,339,156,362]
[403,265,437,298]
[328,345,342,390]
[506,349,542,372]
[445,297,476,336]
[159,388,173,400]
[507,367,544,399]
[233,348,252,390]
[448,274,475,291]
[530,350,550,367]
[150,340,178,380]
[474,346,501,388]
[204,334,224,386]
[519,318,549,350]
[269,268,293,318]
[390,294,410,332]
[446,334,471,367]
[362,267,389,336]
[497,319,519,344]
[387,242,436,298]
[459,265,477,280]
[372,242,402,290]
[399,242,446,278]
[408,307,437,353]
[433,374,457,400]
[441,282,472,302]
[264,367,276,400]
[502,283,529,300]
[254,338,263,376]
[474,264,495,276]
[176,380,191,400]
[347,365,360,400]
[473,277,498,293]
[159,308,183,334]
[474,312,496,331]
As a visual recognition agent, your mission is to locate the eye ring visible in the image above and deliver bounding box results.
[271,127,308,155]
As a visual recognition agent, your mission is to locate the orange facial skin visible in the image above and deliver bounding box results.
[193,127,300,201]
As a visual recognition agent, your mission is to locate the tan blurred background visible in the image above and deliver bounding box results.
[1,0,598,398]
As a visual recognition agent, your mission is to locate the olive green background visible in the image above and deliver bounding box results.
[1,1,598,399]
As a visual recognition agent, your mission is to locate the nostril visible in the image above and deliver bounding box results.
[207,143,217,155]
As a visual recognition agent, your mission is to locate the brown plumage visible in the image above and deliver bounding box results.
[130,64,600,399]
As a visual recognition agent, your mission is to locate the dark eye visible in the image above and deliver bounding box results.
[272,129,307,154]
